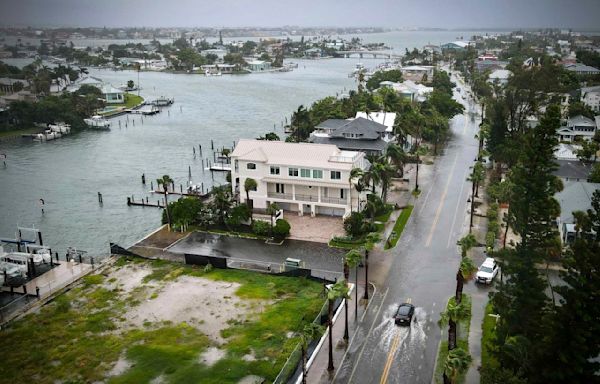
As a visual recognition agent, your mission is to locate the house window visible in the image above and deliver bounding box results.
[289,167,299,177]
[340,189,345,199]
[313,170,323,179]
[247,163,256,170]
[301,169,311,178]
[330,171,341,180]
[270,166,280,175]
[276,183,285,193]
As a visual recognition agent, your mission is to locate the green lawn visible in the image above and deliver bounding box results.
[0,257,324,384]
[434,294,472,384]
[0,126,41,140]
[374,204,395,223]
[384,205,414,250]
[481,302,499,373]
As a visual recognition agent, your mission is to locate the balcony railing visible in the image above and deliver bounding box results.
[295,194,319,202]
[267,192,293,200]
[321,196,347,205]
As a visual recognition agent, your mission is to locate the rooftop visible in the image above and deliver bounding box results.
[231,139,361,169]
[555,181,600,223]
[553,159,593,180]
[567,115,596,127]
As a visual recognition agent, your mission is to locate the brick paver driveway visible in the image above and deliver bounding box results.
[284,214,345,243]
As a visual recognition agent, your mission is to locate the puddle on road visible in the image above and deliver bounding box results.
[374,305,428,352]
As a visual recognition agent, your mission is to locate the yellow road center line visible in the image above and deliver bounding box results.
[425,153,458,247]
[380,332,401,384]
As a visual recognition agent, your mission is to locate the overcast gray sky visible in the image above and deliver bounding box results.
[1,0,599,29]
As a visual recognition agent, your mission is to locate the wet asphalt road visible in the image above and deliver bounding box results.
[334,76,481,384]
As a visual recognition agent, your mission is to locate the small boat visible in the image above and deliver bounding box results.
[84,115,111,130]
[151,96,174,107]
[33,129,61,141]
[48,122,71,134]
[205,70,222,76]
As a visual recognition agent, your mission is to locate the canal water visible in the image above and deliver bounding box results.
[0,31,495,258]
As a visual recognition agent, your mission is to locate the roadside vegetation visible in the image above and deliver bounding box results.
[0,256,324,384]
[384,205,414,249]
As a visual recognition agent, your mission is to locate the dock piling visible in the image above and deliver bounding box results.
[211,140,214,150]
[98,192,103,204]
[180,184,183,193]
[188,165,191,178]
[141,173,146,184]
[150,181,154,190]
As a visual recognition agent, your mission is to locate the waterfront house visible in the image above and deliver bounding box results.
[99,84,125,104]
[231,139,367,217]
[310,117,390,155]
[441,41,471,51]
[557,115,598,142]
[400,65,434,83]
[247,60,271,72]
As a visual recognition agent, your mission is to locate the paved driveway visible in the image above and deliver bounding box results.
[284,214,345,243]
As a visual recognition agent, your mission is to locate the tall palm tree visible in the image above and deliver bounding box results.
[457,234,477,258]
[266,202,280,237]
[443,347,472,384]
[345,249,363,321]
[243,177,257,214]
[157,175,174,229]
[350,167,365,212]
[371,161,396,203]
[467,161,485,232]
[455,256,476,304]
[439,299,470,352]
[300,323,324,384]
[327,279,350,372]
[363,232,380,300]
[385,143,407,178]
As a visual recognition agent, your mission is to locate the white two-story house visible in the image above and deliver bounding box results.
[231,139,368,217]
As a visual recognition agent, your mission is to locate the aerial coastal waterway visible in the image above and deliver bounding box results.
[0,30,499,258]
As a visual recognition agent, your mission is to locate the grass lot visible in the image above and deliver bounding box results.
[120,93,144,108]
[384,205,414,250]
[0,257,324,384]
[481,302,499,372]
[0,126,41,140]
[328,236,365,249]
[434,294,472,384]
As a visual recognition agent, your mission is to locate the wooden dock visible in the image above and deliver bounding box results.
[127,197,164,208]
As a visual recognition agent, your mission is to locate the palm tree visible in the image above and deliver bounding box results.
[211,187,233,227]
[385,143,407,178]
[455,256,476,304]
[457,234,477,258]
[371,161,396,203]
[345,249,363,321]
[300,323,324,384]
[266,202,280,237]
[243,177,257,214]
[467,161,485,232]
[443,347,472,384]
[327,279,350,372]
[157,175,174,229]
[363,232,380,300]
[439,299,470,352]
[350,167,365,212]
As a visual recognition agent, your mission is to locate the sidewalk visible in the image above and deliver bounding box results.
[304,272,374,384]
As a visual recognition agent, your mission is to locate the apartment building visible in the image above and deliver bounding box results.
[231,139,367,217]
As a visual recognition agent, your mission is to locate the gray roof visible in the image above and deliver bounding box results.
[564,63,600,73]
[310,136,388,153]
[553,160,593,180]
[581,85,600,94]
[555,182,600,223]
[315,119,350,130]
[567,115,596,127]
[330,117,387,139]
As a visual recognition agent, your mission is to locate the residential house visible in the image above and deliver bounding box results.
[310,117,390,155]
[555,182,600,244]
[475,59,509,73]
[0,78,29,93]
[488,69,512,86]
[200,48,227,60]
[557,115,598,142]
[247,60,271,71]
[553,159,594,183]
[66,76,125,104]
[564,63,600,76]
[581,85,600,112]
[380,80,433,102]
[230,139,368,217]
[401,65,434,83]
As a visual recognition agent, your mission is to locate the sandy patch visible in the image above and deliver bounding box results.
[198,347,226,366]
[123,275,246,343]
[105,264,152,293]
[107,355,131,377]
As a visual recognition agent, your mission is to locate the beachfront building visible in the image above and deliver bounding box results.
[247,60,271,72]
[556,115,598,142]
[231,139,368,217]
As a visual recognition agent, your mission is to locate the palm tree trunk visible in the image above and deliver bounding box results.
[415,154,420,191]
[327,299,334,372]
[355,267,359,321]
[343,263,349,343]
[302,346,307,384]
[469,182,475,233]
[448,319,457,350]
[503,209,510,248]
[363,250,369,300]
[443,372,452,384]
[455,271,463,304]
[163,189,171,229]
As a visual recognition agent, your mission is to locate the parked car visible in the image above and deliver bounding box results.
[394,303,415,326]
[476,257,499,284]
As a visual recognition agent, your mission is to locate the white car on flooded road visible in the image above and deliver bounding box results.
[476,257,499,284]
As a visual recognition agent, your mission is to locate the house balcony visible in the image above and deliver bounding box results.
[321,196,347,205]
[295,194,319,202]
[267,192,293,200]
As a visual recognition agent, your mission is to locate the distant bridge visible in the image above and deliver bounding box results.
[336,50,402,59]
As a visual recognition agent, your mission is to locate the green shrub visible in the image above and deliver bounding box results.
[273,219,291,240]
[488,220,500,235]
[486,231,496,249]
[226,203,251,228]
[252,220,270,236]
[344,211,367,237]
[163,197,203,225]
